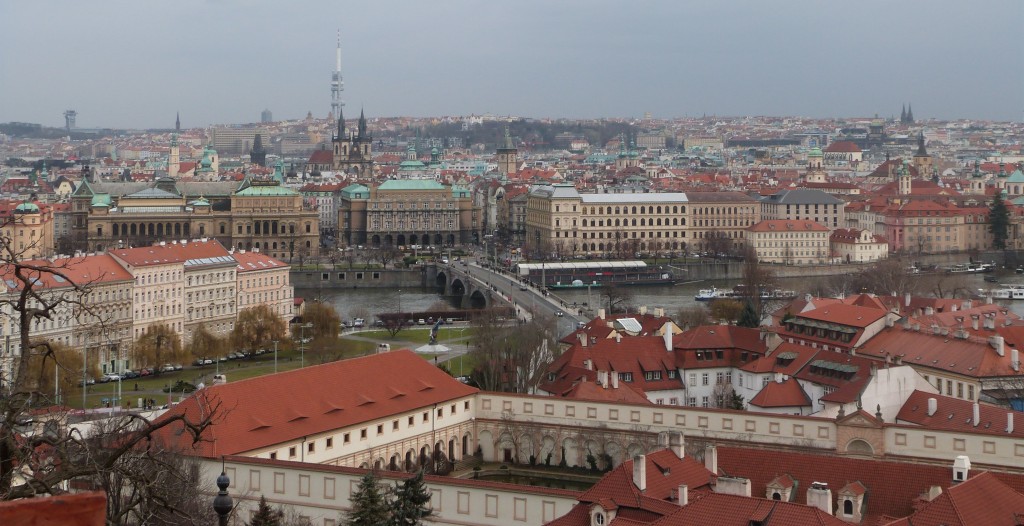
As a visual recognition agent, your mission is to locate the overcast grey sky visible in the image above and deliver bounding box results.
[2,0,1021,129]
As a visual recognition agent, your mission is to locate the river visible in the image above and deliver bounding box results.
[302,270,1024,322]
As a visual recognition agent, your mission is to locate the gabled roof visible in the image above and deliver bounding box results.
[895,390,1024,439]
[150,350,477,457]
[748,378,811,408]
[760,188,844,205]
[649,492,848,525]
[881,472,1024,526]
[716,445,1024,524]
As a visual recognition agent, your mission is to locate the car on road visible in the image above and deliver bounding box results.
[519,285,528,291]
[353,318,365,328]
[555,311,564,317]
[417,318,426,325]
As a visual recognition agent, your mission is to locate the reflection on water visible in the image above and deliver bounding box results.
[299,272,1024,322]
[473,471,595,491]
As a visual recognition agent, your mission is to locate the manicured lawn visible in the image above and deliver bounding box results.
[350,327,474,344]
[61,337,473,409]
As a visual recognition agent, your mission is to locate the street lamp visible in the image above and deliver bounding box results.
[212,464,233,526]
[299,323,313,368]
[272,340,279,374]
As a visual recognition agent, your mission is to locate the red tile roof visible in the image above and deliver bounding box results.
[747,220,829,233]
[824,141,861,153]
[110,238,230,267]
[559,378,651,405]
[233,250,288,273]
[748,378,811,408]
[880,472,1024,526]
[150,350,478,457]
[650,492,848,525]
[0,254,133,291]
[550,449,714,526]
[857,326,1016,380]
[716,445,1024,524]
[895,390,1024,439]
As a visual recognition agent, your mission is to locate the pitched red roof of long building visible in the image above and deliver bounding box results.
[150,350,478,457]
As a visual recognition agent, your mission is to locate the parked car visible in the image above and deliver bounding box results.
[173,363,183,370]
[104,373,122,382]
[446,318,455,324]
[160,364,175,373]
[139,368,153,376]
[374,319,385,327]
[353,318,365,328]
[123,370,140,379]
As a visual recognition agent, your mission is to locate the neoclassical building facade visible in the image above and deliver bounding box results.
[337,180,479,247]
[70,169,319,262]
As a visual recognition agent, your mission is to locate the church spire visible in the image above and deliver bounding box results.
[175,111,180,132]
[336,106,345,139]
[900,104,906,123]
[357,108,367,139]
[906,103,914,123]
[916,131,928,157]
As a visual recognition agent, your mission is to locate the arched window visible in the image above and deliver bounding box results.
[843,499,853,515]
[657,206,662,214]
[632,206,637,214]
[772,492,781,501]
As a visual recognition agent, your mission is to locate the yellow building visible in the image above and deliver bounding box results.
[0,200,54,259]
[746,220,830,264]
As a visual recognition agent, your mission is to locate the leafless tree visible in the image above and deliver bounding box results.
[0,221,219,520]
[469,311,560,393]
[600,285,634,314]
[676,306,710,330]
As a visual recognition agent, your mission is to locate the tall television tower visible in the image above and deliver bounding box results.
[330,30,344,119]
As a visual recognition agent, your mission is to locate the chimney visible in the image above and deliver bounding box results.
[598,308,606,320]
[984,316,995,330]
[639,305,648,315]
[925,306,934,316]
[990,335,1005,356]
[677,484,688,506]
[926,486,943,502]
[885,316,894,327]
[962,300,972,310]
[632,455,647,492]
[583,359,593,370]
[715,476,751,497]
[1008,413,1015,434]
[578,333,588,347]
[668,432,684,459]
[597,370,608,388]
[931,324,941,335]
[704,444,718,474]
[655,307,664,317]
[927,397,937,416]
[615,332,622,344]
[663,327,673,352]
[1012,349,1020,371]
[952,455,970,483]
[611,373,619,389]
[973,402,981,427]
[806,483,833,515]
[905,292,911,307]
[971,315,979,331]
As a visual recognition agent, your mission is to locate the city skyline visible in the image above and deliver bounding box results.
[2,0,1022,129]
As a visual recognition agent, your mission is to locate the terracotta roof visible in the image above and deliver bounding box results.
[824,141,861,153]
[716,445,1024,524]
[748,378,811,408]
[233,250,288,273]
[110,239,230,267]
[549,449,714,526]
[560,378,651,404]
[796,303,886,328]
[856,326,1016,380]
[673,325,765,354]
[150,350,478,457]
[0,254,133,291]
[541,336,680,395]
[880,472,1024,526]
[307,150,334,164]
[650,492,848,525]
[895,390,1024,439]
[747,220,829,233]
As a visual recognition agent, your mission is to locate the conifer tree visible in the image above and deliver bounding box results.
[989,193,1010,250]
[389,470,433,525]
[345,472,391,526]
[250,495,282,526]
[737,300,760,328]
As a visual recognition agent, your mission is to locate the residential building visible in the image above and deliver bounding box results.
[830,228,888,263]
[746,220,830,264]
[0,200,55,259]
[759,188,846,229]
[685,192,760,254]
[109,243,185,341]
[234,249,293,323]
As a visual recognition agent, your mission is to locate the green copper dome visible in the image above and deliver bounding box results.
[13,201,39,213]
[808,147,823,157]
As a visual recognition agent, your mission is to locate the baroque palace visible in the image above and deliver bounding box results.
[69,162,320,261]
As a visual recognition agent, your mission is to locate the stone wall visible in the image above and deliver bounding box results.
[290,268,426,289]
